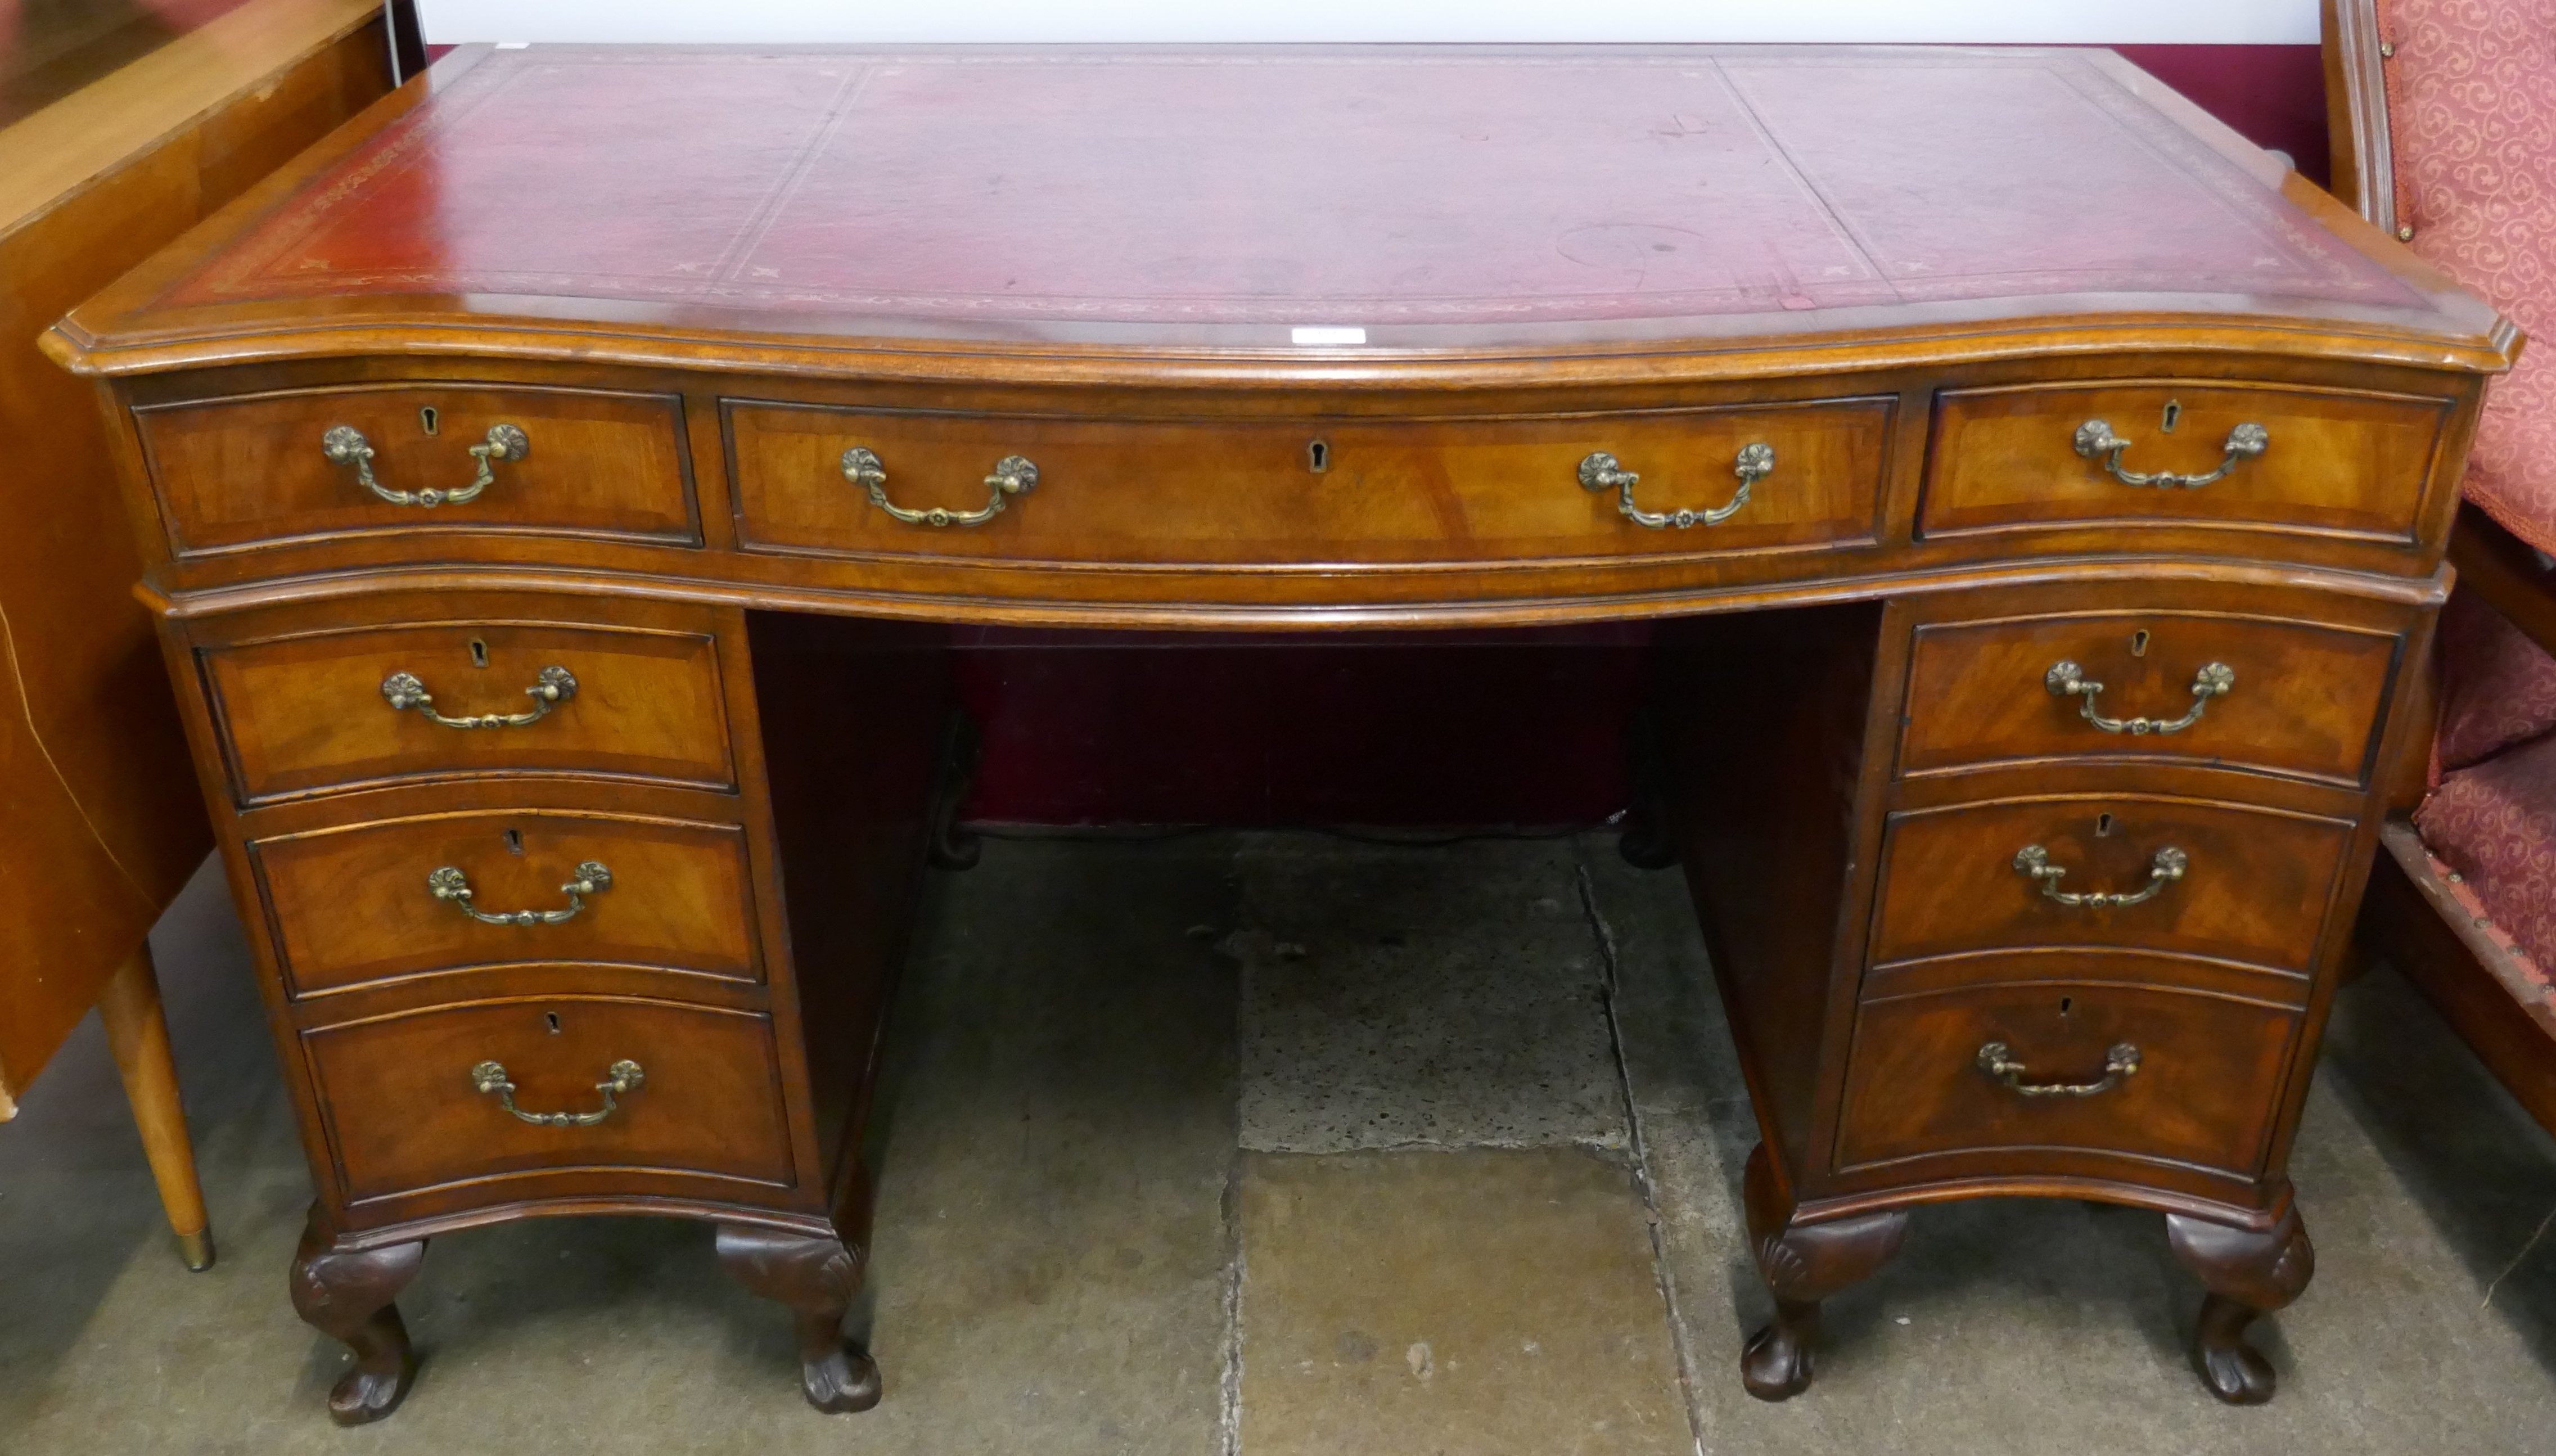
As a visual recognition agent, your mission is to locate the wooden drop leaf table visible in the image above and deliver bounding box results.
[45,43,2514,1422]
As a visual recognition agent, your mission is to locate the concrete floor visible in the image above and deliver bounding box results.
[4,832,2556,1454]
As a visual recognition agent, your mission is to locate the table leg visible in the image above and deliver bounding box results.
[288,1209,426,1425]
[1740,1142,1908,1400]
[96,942,213,1271]
[716,1223,882,1413]
[2166,1202,2314,1404]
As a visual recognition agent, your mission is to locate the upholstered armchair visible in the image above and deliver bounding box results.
[2332,0,2556,1129]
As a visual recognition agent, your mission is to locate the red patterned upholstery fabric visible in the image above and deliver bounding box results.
[2436,585,2556,768]
[2418,727,2556,976]
[2384,0,2556,549]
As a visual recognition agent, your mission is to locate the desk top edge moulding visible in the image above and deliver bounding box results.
[46,41,2520,1423]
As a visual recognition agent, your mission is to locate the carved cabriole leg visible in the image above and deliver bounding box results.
[1740,1143,1908,1401]
[715,1223,882,1413]
[2165,1202,2315,1405]
[287,1208,425,1426]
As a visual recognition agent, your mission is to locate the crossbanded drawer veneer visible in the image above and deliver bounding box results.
[48,44,2516,1423]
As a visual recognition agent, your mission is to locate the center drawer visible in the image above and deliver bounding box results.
[250,809,762,997]
[725,397,1892,564]
[1868,793,2357,976]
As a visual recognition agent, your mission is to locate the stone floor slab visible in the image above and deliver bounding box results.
[1234,1146,1691,1456]
[1232,836,1625,1153]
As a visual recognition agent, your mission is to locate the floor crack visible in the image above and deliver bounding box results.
[1575,842,1709,1456]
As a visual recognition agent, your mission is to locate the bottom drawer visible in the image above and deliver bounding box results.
[1836,981,2301,1179]
[304,994,795,1205]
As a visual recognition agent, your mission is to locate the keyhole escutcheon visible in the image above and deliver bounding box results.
[1307,439,1330,474]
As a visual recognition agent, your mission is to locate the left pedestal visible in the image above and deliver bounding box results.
[151,593,946,1421]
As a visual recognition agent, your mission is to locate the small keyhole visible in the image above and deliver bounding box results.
[2059,996,2074,1016]
[1307,439,1330,474]
[503,828,524,855]
[420,406,440,436]
[2130,629,2151,657]
[2161,400,2182,434]
[469,638,490,669]
[2096,813,2116,837]
[546,1012,562,1035]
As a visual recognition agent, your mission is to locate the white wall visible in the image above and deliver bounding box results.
[415,1,2319,48]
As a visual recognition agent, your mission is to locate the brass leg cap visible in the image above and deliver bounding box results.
[177,1227,216,1272]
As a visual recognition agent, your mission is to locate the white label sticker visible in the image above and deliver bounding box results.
[1290,326,1367,346]
[495,41,531,49]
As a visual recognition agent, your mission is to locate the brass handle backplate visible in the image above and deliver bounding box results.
[2045,660,2233,735]
[470,1058,644,1126]
[842,445,1038,528]
[428,860,612,925]
[322,422,528,507]
[381,665,576,728]
[1976,1041,2140,1097]
[2072,418,2267,489]
[1579,441,1774,529]
[2013,844,2187,909]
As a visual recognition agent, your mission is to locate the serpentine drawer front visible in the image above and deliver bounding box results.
[251,810,763,998]
[1835,979,2300,1180]
[301,995,795,1208]
[726,398,1893,563]
[131,383,700,556]
[204,620,738,803]
[1922,381,2451,544]
[1867,794,2358,976]
[1896,611,2402,786]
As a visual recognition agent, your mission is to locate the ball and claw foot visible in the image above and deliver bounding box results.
[1740,1300,1822,1400]
[2166,1204,2314,1406]
[1738,1143,1907,1402]
[287,1209,426,1427]
[802,1342,885,1414]
[716,1222,882,1414]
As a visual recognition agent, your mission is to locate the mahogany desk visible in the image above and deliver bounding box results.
[46,43,2514,1422]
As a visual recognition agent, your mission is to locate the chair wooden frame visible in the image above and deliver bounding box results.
[2330,0,2556,1134]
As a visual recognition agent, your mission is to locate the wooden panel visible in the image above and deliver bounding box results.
[728,399,1891,566]
[134,383,698,556]
[1837,980,2300,1178]
[205,620,735,803]
[1899,609,2400,786]
[304,994,794,1204]
[1870,792,2357,976]
[0,0,388,1104]
[253,809,760,997]
[1921,381,2449,543]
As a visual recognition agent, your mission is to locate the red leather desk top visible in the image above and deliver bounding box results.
[60,44,2508,366]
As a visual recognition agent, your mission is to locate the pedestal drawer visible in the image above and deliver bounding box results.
[303,994,794,1205]
[133,382,700,557]
[726,396,1891,564]
[1897,610,2400,786]
[1868,794,2357,976]
[1837,980,2301,1179]
[1922,380,2449,544]
[251,809,761,997]
[205,620,736,803]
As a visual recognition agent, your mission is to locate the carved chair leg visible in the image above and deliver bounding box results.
[1616,701,1679,869]
[1740,1142,1908,1401]
[287,1209,426,1426]
[2165,1203,2314,1405]
[927,709,983,871]
[715,1223,882,1413]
